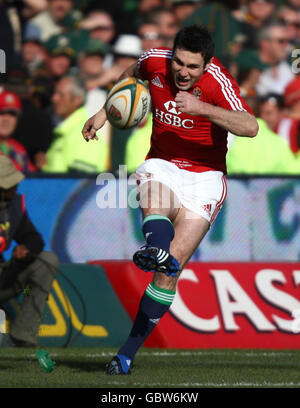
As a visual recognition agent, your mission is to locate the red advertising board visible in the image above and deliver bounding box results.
[89,261,300,349]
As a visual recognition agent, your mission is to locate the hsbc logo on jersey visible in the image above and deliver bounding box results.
[155,100,194,129]
[164,100,181,115]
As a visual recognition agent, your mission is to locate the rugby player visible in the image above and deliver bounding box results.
[82,25,258,375]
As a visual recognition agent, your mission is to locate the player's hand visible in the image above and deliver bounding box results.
[13,244,29,260]
[82,108,108,142]
[175,91,203,115]
[82,114,99,142]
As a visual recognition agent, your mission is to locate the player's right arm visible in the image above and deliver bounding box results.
[82,62,141,142]
[82,108,107,142]
[118,61,141,81]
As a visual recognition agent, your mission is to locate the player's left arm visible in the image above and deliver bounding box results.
[175,91,258,137]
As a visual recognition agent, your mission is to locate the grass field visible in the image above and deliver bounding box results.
[0,347,300,389]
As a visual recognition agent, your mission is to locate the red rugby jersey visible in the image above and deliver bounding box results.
[137,48,254,173]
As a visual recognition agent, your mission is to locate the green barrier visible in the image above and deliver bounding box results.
[4,264,132,347]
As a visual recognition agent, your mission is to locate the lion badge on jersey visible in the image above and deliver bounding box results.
[193,87,201,99]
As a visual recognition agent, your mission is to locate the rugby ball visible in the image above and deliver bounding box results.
[105,77,151,129]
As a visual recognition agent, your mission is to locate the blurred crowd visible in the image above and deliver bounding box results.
[1,0,300,175]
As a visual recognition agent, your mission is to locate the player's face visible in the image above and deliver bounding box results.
[171,48,209,90]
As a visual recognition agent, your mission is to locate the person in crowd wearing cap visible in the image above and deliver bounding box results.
[77,38,111,92]
[0,90,36,173]
[45,9,115,72]
[77,39,112,153]
[83,24,258,375]
[43,46,75,82]
[27,0,82,42]
[0,155,59,347]
[1,69,55,172]
[234,22,295,97]
[43,75,109,173]
[92,34,144,171]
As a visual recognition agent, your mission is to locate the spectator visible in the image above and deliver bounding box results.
[2,68,55,171]
[234,22,295,97]
[96,35,143,171]
[84,0,140,35]
[171,0,201,24]
[43,75,109,173]
[43,46,75,81]
[226,118,299,174]
[275,75,300,153]
[125,113,153,173]
[276,5,300,44]
[93,34,143,90]
[78,9,116,45]
[27,0,81,42]
[0,89,36,173]
[146,7,179,48]
[77,38,112,149]
[77,38,110,92]
[46,9,115,70]
[28,74,55,110]
[181,1,244,67]
[236,66,262,99]
[235,0,277,49]
[0,0,24,68]
[139,0,165,15]
[259,93,284,132]
[137,21,165,52]
[0,155,59,347]
[21,39,48,76]
[284,0,300,11]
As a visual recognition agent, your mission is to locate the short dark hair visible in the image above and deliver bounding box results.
[259,93,284,109]
[173,25,215,66]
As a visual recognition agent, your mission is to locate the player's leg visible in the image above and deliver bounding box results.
[107,205,210,375]
[107,180,179,375]
[133,180,181,275]
[107,169,226,374]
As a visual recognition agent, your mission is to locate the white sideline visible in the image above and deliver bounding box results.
[25,350,299,358]
[107,381,300,387]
